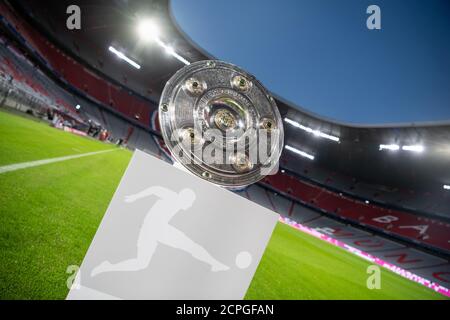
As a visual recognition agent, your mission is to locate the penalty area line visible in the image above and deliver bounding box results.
[0,149,119,174]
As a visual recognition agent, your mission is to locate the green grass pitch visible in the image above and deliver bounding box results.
[0,109,446,299]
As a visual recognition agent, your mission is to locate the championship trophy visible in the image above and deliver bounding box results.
[159,60,284,188]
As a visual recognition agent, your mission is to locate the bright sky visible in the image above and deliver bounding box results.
[171,0,450,125]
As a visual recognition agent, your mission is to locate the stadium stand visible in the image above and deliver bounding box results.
[278,134,450,223]
[0,34,161,152]
[242,185,449,288]
[0,37,82,121]
[263,173,450,254]
[0,1,156,129]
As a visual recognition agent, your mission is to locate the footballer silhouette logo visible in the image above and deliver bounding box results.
[91,186,252,277]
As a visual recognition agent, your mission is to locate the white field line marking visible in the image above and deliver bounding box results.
[0,149,118,174]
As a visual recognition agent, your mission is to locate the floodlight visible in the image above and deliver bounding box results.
[165,46,174,55]
[285,145,315,160]
[137,19,159,41]
[402,145,424,153]
[284,118,340,142]
[379,144,399,151]
[108,46,141,69]
[155,38,190,65]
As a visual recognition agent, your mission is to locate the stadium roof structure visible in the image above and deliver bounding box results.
[8,0,450,221]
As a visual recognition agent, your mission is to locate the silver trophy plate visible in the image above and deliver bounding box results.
[159,60,284,188]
